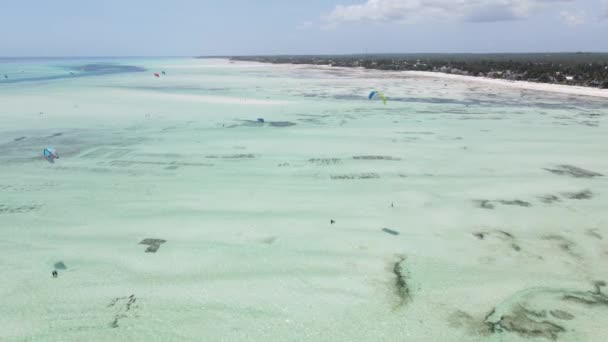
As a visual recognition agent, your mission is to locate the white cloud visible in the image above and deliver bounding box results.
[559,10,586,26]
[324,0,574,25]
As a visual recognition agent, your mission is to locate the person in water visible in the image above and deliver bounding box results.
[330,219,335,224]
[52,270,58,278]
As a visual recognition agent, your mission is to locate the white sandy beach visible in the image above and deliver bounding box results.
[271,61,608,99]
[402,70,608,99]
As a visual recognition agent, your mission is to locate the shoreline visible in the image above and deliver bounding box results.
[231,59,608,99]
[401,70,608,99]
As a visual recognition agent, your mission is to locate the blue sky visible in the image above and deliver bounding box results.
[1,0,607,56]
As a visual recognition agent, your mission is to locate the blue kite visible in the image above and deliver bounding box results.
[43,147,59,163]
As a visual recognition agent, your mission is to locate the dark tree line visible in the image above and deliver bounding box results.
[227,53,608,89]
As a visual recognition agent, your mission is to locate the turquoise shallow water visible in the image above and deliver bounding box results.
[1,58,608,341]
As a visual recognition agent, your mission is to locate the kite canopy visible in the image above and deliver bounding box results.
[369,90,387,105]
[43,147,59,163]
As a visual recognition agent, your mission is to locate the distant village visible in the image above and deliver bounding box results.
[229,54,608,89]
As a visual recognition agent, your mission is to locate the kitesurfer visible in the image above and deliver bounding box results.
[369,90,387,105]
[44,147,59,163]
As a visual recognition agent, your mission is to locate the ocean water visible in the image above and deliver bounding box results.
[1,58,608,341]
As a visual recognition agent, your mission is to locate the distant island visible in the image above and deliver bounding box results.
[222,53,608,89]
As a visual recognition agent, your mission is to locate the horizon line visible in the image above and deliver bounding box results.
[2,51,608,59]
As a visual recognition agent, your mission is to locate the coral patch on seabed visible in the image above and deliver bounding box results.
[269,121,296,127]
[382,228,400,236]
[586,229,603,240]
[139,239,166,253]
[561,190,593,200]
[54,261,67,270]
[544,165,604,178]
[260,236,277,245]
[206,154,255,159]
[474,199,532,209]
[391,255,411,308]
[474,200,495,209]
[308,158,341,165]
[486,305,565,340]
[481,283,608,340]
[497,200,532,207]
[108,294,140,328]
[539,195,561,204]
[353,155,402,161]
[541,235,581,259]
[330,173,380,180]
[550,310,575,320]
[0,204,42,214]
[472,230,521,252]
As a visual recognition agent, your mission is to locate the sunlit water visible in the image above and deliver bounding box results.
[1,58,607,341]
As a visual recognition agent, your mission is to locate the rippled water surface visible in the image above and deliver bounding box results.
[1,58,607,341]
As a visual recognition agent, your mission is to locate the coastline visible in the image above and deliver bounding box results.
[401,70,608,99]
[2,57,608,341]
[232,59,608,99]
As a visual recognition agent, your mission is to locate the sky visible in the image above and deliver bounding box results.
[1,0,607,56]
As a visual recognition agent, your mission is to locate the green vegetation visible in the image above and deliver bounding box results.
[228,53,608,89]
